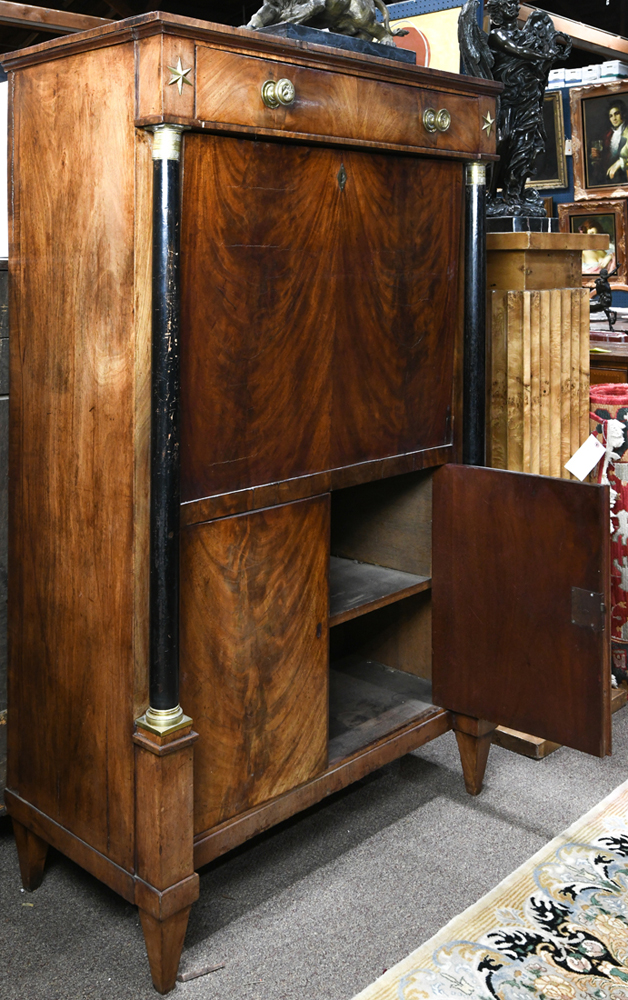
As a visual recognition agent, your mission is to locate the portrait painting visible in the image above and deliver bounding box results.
[557,199,628,288]
[526,92,567,190]
[571,83,628,200]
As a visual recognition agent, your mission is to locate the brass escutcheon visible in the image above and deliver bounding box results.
[423,107,451,133]
[261,78,296,108]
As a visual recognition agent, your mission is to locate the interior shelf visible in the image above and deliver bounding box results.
[328,656,440,765]
[329,555,431,627]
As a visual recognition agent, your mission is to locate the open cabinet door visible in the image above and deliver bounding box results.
[432,465,611,757]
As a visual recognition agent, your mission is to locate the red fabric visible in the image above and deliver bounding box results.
[590,387,628,680]
[590,384,628,407]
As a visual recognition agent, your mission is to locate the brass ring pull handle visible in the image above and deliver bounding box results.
[261,79,296,108]
[423,107,451,133]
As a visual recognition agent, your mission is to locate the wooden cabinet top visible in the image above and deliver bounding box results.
[0,13,499,160]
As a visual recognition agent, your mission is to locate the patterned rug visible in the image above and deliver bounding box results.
[352,780,628,1000]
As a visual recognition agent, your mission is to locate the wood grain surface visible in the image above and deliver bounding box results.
[487,249,586,291]
[590,362,628,385]
[330,469,433,576]
[12,818,49,891]
[0,0,111,34]
[487,288,590,480]
[193,706,451,867]
[180,496,330,833]
[180,444,451,527]
[179,135,462,502]
[329,556,430,626]
[7,44,140,872]
[432,464,611,757]
[330,590,433,680]
[195,45,485,157]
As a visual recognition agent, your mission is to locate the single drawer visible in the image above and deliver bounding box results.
[590,364,628,385]
[195,44,487,155]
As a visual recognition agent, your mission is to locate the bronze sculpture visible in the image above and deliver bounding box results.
[458,0,571,216]
[590,268,618,331]
[245,0,406,47]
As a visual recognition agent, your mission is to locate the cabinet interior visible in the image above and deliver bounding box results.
[328,469,440,762]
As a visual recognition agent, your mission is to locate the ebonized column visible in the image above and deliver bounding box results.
[463,160,487,467]
[137,124,191,737]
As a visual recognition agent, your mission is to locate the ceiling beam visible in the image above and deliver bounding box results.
[0,1,112,34]
[519,4,628,59]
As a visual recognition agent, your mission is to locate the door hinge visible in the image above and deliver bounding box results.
[571,587,606,632]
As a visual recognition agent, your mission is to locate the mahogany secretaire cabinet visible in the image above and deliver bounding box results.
[1,13,613,993]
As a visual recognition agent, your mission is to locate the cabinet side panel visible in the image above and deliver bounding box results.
[180,496,330,834]
[8,46,138,870]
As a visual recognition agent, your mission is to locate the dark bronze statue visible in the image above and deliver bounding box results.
[458,0,571,216]
[245,0,406,46]
[590,268,618,331]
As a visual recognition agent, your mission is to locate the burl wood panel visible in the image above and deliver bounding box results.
[179,135,462,501]
[179,496,330,833]
[487,289,590,480]
[432,465,611,757]
[7,43,142,870]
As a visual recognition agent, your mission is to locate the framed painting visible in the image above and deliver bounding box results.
[526,92,567,190]
[571,82,628,200]
[557,199,628,289]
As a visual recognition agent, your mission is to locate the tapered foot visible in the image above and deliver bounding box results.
[140,906,191,994]
[12,819,49,891]
[452,714,497,796]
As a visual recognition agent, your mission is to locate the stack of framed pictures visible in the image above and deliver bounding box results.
[557,83,628,292]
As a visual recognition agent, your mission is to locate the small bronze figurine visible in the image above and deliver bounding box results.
[590,268,618,331]
[458,0,571,217]
[245,0,406,47]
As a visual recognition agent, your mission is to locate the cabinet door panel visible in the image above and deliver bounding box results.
[180,495,330,834]
[432,465,611,757]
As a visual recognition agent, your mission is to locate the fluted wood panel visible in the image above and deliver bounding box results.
[179,496,330,834]
[487,288,590,478]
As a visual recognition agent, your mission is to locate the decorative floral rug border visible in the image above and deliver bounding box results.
[352,780,628,1000]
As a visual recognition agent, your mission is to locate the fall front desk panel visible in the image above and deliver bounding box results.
[178,134,462,504]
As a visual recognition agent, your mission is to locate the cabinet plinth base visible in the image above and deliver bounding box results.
[12,818,49,891]
[452,714,497,796]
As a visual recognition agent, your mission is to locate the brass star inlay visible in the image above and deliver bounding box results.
[482,111,495,138]
[168,57,193,96]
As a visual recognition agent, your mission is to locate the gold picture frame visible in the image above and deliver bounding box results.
[526,92,568,190]
[558,198,628,290]
[571,81,628,200]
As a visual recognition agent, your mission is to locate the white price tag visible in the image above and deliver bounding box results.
[564,435,606,481]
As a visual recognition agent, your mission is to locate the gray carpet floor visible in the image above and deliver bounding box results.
[2,712,628,1000]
